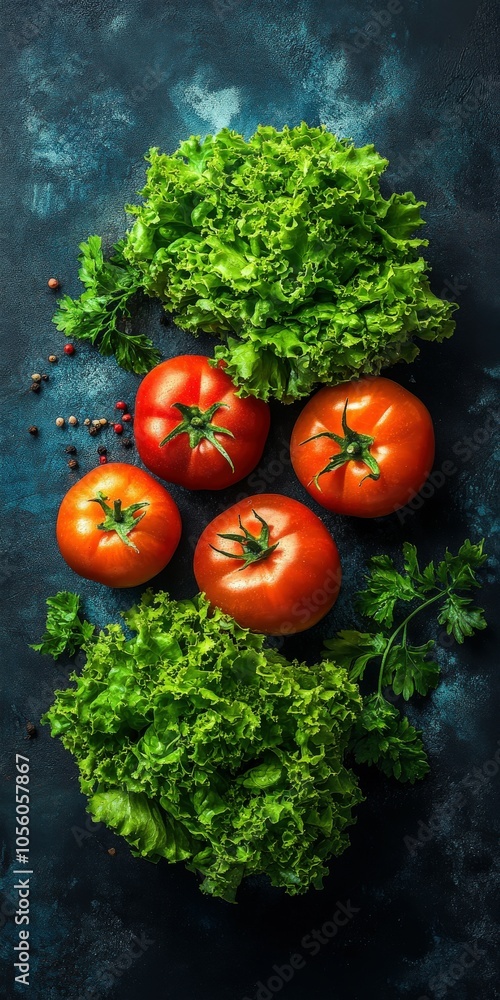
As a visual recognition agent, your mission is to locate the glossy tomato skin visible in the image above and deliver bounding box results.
[193,494,341,635]
[290,377,435,518]
[56,463,181,587]
[133,356,270,490]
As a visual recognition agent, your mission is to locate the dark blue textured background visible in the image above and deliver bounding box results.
[1,0,499,997]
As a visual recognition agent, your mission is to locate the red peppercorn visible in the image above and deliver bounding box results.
[122,413,132,422]
[115,401,127,411]
[113,423,123,434]
[99,454,108,464]
[63,343,75,356]
[47,277,60,290]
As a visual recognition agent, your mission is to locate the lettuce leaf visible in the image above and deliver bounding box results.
[41,592,363,902]
[121,124,456,400]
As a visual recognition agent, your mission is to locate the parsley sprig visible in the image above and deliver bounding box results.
[324,540,487,783]
[53,236,162,374]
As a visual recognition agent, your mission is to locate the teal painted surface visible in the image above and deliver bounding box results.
[0,0,498,997]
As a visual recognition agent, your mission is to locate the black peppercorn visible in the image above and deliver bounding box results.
[30,381,41,393]
[67,458,79,469]
[26,721,37,738]
[121,438,133,448]
[28,425,38,435]
[65,445,77,454]
[89,425,99,436]
[97,445,107,455]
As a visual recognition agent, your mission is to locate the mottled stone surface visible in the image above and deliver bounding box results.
[0,0,498,997]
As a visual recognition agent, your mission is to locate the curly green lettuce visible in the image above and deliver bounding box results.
[41,592,363,902]
[55,124,456,400]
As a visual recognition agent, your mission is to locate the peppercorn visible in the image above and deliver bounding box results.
[65,445,77,454]
[31,373,42,382]
[108,847,116,856]
[47,277,60,289]
[84,418,91,426]
[41,374,49,381]
[48,354,58,363]
[68,415,78,426]
[115,401,127,412]
[99,418,108,426]
[121,438,133,448]
[113,423,123,434]
[28,425,38,435]
[55,417,65,427]
[97,445,107,455]
[89,425,99,436]
[30,381,41,393]
[122,413,132,422]
[99,455,108,465]
[26,721,37,738]
[92,419,101,427]
[67,459,79,470]
[63,343,75,356]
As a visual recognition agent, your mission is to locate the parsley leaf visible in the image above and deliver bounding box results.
[349,695,430,783]
[437,593,488,643]
[387,641,440,700]
[30,592,94,659]
[324,539,487,783]
[435,537,488,590]
[323,630,387,680]
[356,552,419,626]
[53,236,162,374]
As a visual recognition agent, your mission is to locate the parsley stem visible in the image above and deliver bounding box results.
[377,591,446,697]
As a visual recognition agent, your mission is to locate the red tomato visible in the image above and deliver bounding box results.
[133,356,270,490]
[290,377,435,518]
[193,494,341,635]
[56,463,181,587]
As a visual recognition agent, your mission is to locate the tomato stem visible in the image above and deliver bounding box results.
[300,399,381,489]
[89,491,149,552]
[159,401,235,472]
[211,510,279,570]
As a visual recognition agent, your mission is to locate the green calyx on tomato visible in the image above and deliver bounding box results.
[90,491,149,553]
[159,400,235,471]
[301,399,381,488]
[211,510,279,569]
